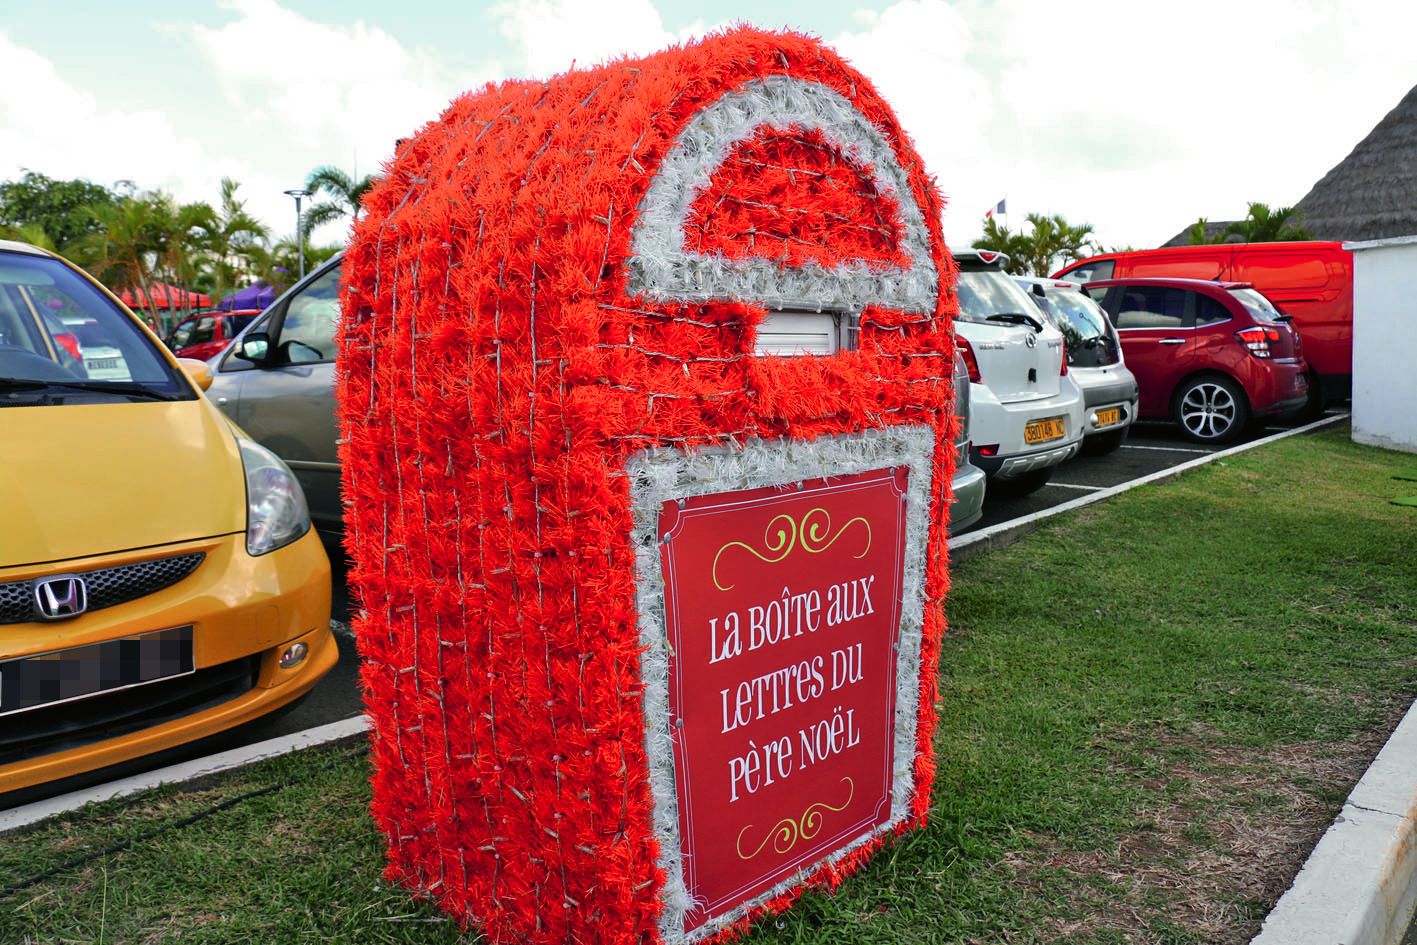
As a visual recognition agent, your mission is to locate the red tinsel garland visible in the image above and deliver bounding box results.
[338,26,957,945]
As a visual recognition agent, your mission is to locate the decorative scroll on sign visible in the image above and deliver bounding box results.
[657,466,910,932]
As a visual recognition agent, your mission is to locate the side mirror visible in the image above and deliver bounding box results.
[236,332,271,364]
[177,357,213,391]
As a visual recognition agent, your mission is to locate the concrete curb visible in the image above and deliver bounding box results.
[0,714,370,835]
[948,413,1348,563]
[1252,696,1417,945]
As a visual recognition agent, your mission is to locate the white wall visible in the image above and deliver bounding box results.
[1348,236,1417,454]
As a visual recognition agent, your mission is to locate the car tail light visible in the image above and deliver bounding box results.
[53,332,82,360]
[1059,338,1068,376]
[977,443,998,456]
[957,335,983,383]
[1235,326,1281,359]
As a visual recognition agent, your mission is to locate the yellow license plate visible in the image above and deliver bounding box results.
[1095,407,1121,428]
[1024,416,1066,445]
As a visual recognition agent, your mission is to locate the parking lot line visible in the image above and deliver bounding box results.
[1121,444,1215,454]
[1048,482,1105,491]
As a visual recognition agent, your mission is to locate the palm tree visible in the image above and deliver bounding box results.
[301,166,376,238]
[72,197,167,327]
[1018,213,1096,277]
[1222,202,1312,243]
[972,218,1031,275]
[200,178,270,301]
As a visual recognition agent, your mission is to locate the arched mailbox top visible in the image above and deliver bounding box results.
[628,75,939,314]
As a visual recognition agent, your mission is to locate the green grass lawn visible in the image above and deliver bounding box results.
[4,425,1416,945]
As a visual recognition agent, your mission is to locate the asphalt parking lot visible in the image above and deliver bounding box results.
[7,410,1342,810]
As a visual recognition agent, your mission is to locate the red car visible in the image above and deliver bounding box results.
[165,310,262,361]
[1085,278,1309,443]
[1056,241,1351,412]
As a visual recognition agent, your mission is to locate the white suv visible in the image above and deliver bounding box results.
[952,250,1085,494]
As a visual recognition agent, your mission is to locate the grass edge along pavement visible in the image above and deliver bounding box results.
[2,424,1415,944]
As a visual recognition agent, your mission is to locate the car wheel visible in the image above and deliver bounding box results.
[1296,371,1325,422]
[1082,427,1128,455]
[1174,375,1249,444]
[993,466,1053,496]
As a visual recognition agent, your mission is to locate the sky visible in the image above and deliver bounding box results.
[3,0,1416,253]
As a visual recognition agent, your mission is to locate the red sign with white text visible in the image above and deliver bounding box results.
[657,466,910,933]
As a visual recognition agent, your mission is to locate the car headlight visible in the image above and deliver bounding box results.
[238,438,311,555]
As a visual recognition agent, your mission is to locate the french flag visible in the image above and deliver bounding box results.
[984,198,1006,220]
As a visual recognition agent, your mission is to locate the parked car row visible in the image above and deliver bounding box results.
[0,231,1325,798]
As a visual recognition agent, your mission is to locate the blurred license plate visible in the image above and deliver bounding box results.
[1024,416,1066,445]
[0,626,194,717]
[1095,407,1121,427]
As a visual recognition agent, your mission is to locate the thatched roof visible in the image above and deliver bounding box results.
[1293,82,1417,241]
[1160,81,1417,247]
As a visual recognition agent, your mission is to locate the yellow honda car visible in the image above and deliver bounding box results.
[0,239,335,797]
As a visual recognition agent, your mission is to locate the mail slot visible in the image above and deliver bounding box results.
[338,26,959,945]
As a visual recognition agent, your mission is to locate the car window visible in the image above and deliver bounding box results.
[1114,286,1188,329]
[954,269,1043,324]
[169,319,196,348]
[1227,287,1283,323]
[231,312,258,334]
[274,266,341,364]
[0,252,190,402]
[1195,294,1232,325]
[189,316,217,345]
[1062,259,1114,283]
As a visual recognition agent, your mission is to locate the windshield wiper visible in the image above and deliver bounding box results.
[0,378,177,401]
[985,312,1045,333]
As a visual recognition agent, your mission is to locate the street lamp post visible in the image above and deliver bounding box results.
[283,188,312,279]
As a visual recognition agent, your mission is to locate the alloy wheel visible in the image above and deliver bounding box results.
[1179,382,1237,440]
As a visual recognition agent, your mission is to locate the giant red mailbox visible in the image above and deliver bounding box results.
[339,27,957,945]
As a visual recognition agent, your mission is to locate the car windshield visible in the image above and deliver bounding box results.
[955,269,1045,325]
[1036,287,1111,345]
[1227,287,1283,322]
[0,252,191,406]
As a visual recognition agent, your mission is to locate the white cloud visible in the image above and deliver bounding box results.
[492,0,692,77]
[0,30,279,228]
[833,0,1417,252]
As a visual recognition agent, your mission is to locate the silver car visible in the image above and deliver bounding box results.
[1015,276,1138,455]
[207,256,344,535]
[948,351,986,534]
[212,253,988,538]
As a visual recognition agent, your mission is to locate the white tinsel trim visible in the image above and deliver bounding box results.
[627,76,938,314]
[627,426,936,944]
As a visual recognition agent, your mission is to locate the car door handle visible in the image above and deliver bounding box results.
[1158,338,1186,345]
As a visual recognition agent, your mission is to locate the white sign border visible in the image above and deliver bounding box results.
[627,425,936,943]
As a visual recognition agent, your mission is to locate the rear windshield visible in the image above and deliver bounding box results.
[0,252,192,406]
[1034,287,1110,343]
[955,270,1046,325]
[1227,287,1283,322]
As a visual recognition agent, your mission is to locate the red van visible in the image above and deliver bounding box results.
[1055,242,1351,411]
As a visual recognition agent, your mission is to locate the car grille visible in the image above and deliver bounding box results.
[0,552,205,624]
[0,655,259,767]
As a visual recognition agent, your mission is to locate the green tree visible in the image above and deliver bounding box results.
[198,178,270,300]
[973,213,1096,276]
[1221,202,1312,242]
[301,165,376,238]
[250,239,341,293]
[0,172,117,248]
[1187,217,1212,245]
[71,195,169,328]
[971,218,1031,275]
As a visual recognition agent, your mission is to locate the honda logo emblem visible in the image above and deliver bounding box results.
[33,575,87,620]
